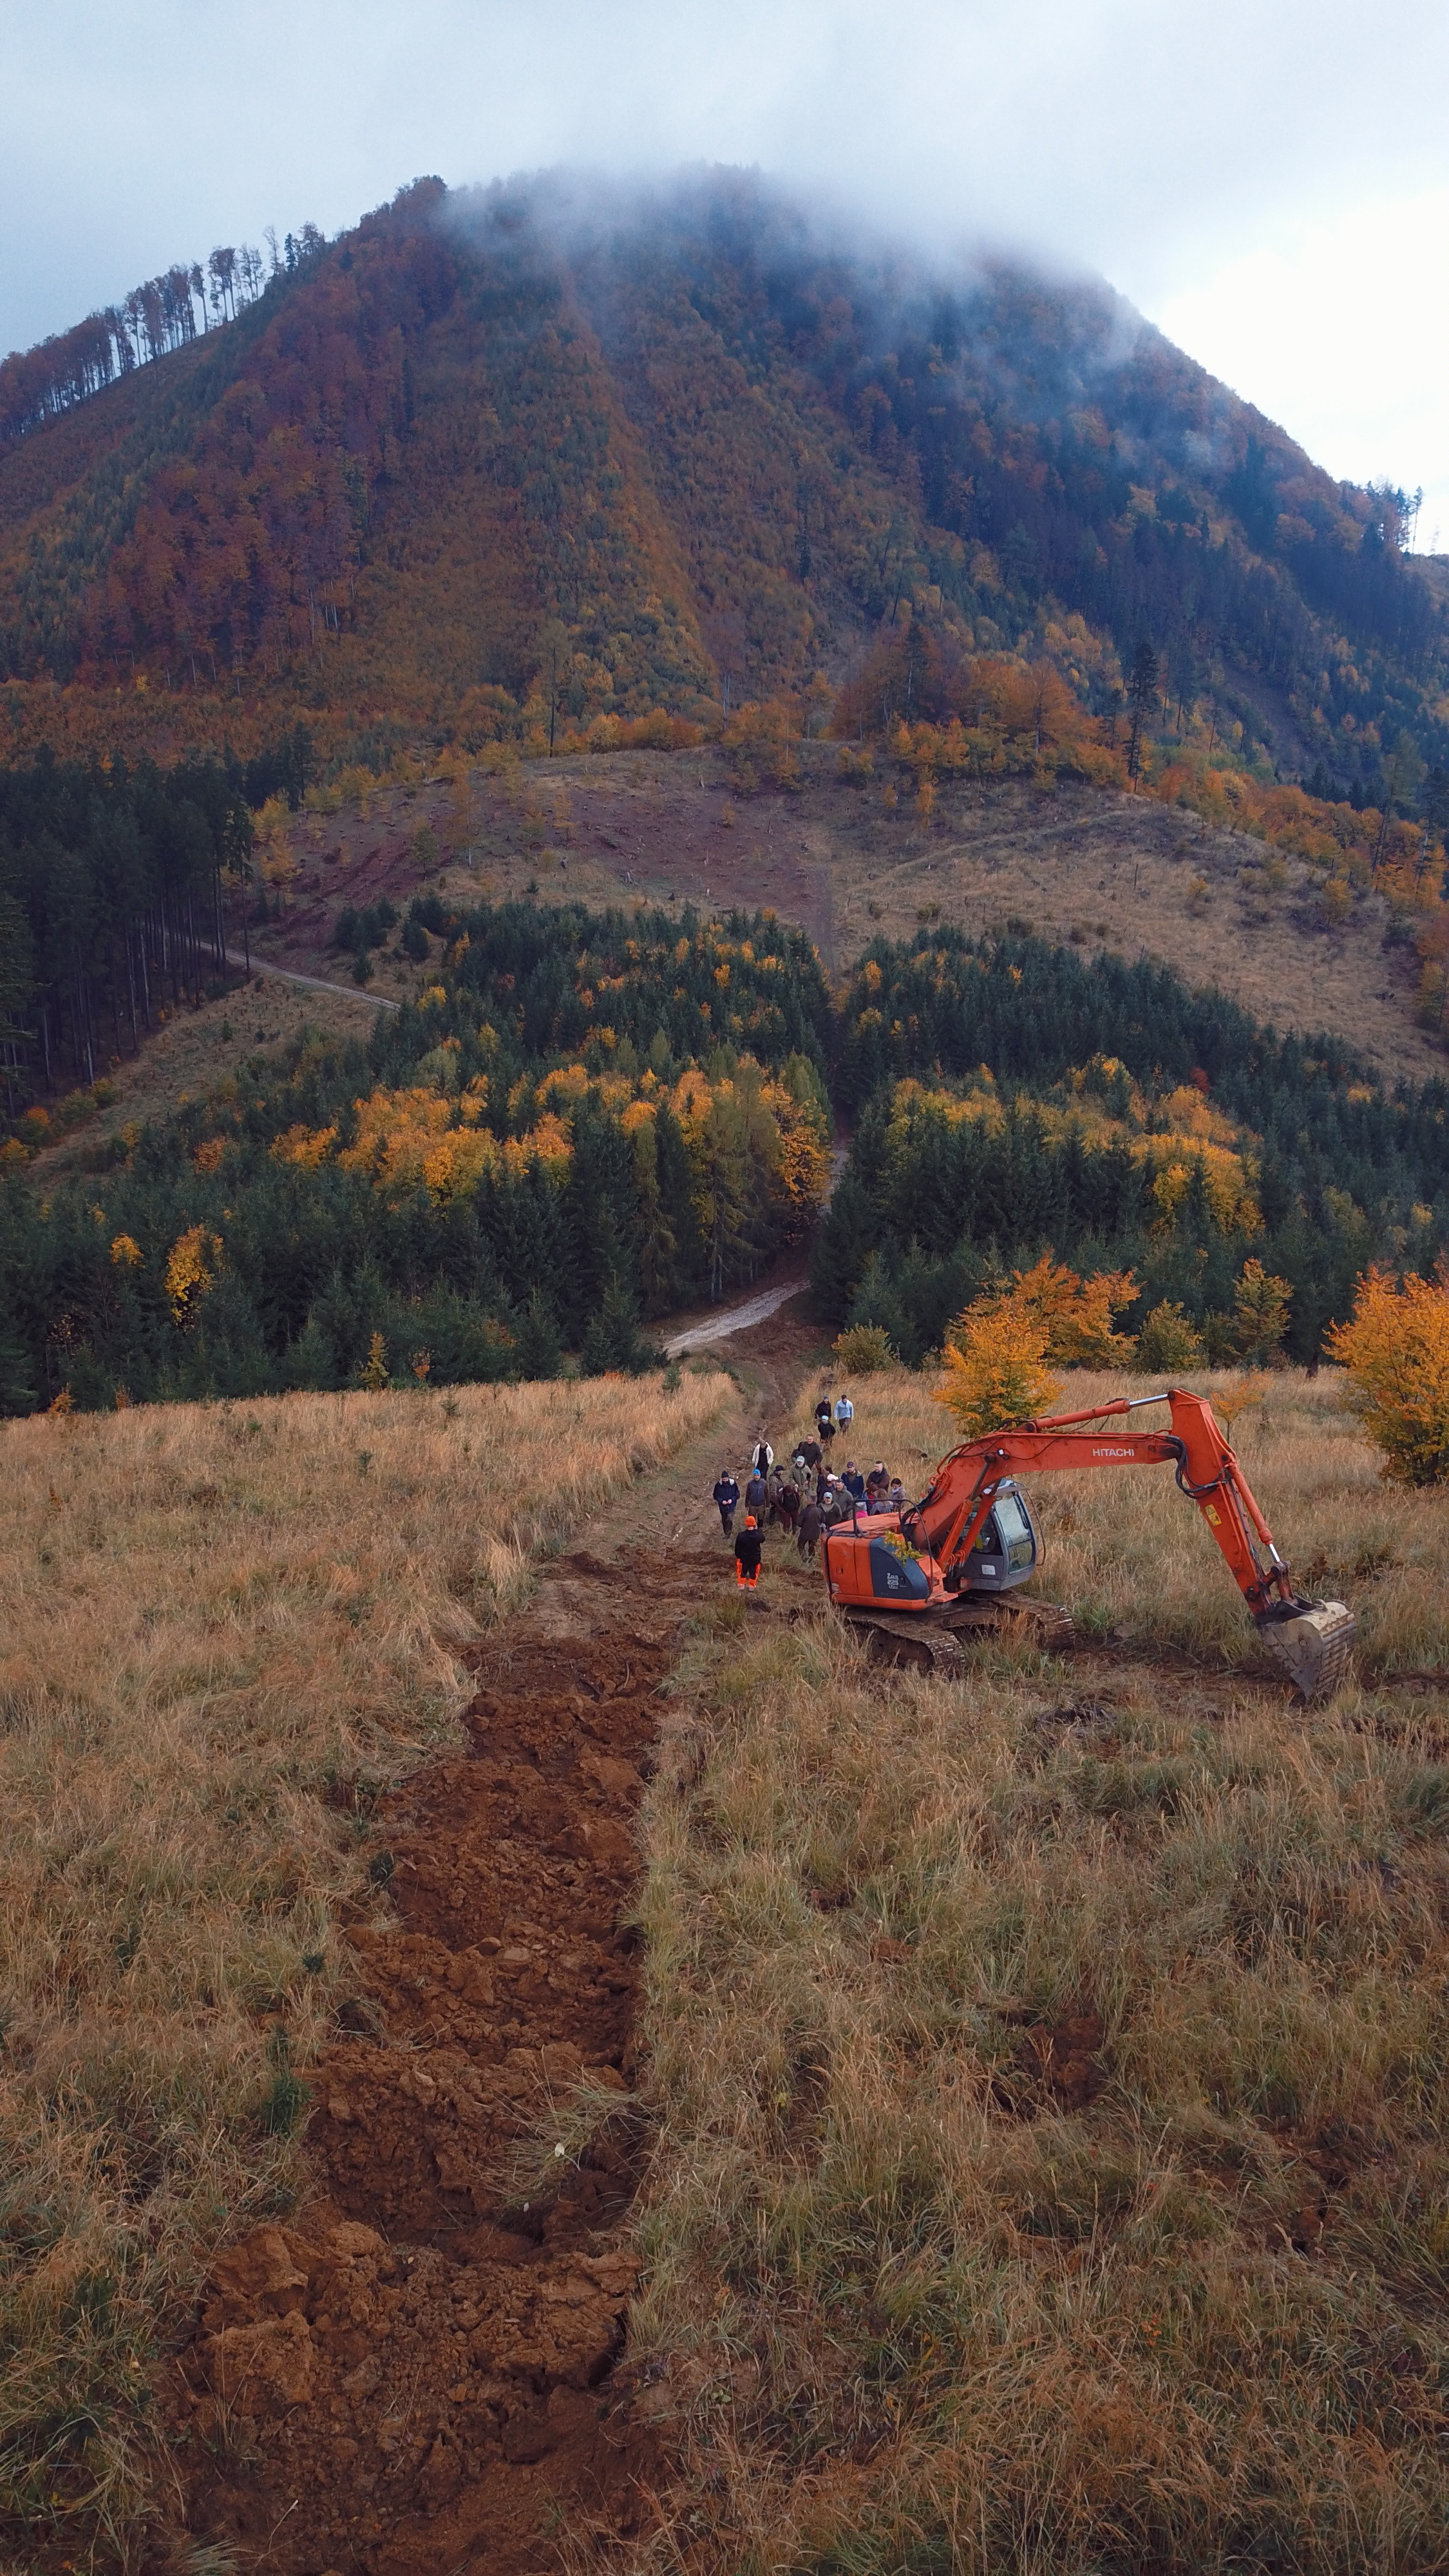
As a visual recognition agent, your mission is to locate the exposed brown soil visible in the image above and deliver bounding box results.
[161,1317,817,2573]
[247,748,1443,1083]
[41,746,1443,1172]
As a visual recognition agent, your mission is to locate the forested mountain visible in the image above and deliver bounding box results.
[1,171,1444,807]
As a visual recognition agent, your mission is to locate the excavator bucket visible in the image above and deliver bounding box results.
[1256,1598,1356,1702]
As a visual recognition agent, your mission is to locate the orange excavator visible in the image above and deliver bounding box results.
[822,1387,1356,1701]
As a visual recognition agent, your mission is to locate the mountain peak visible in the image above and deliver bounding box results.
[0,169,1441,801]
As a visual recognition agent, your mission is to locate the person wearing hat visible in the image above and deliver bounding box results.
[713,1468,740,1537]
[734,1513,764,1591]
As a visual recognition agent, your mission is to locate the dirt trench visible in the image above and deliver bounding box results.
[166,1322,815,2573]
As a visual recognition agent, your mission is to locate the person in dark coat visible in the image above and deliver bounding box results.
[796,1437,822,1479]
[775,1477,800,1535]
[797,1497,824,1561]
[745,1469,768,1518]
[734,1515,764,1590]
[814,1397,836,1447]
[713,1470,739,1536]
[841,1459,866,1501]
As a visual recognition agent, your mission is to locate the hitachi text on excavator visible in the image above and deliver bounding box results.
[822,1387,1356,1701]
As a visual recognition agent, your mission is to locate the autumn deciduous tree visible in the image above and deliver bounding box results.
[1327,1265,1449,1485]
[935,1299,1061,1436]
[164,1225,220,1325]
[1211,1374,1267,1441]
[990,1256,1138,1367]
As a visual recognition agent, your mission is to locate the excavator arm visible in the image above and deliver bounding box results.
[896,1387,1355,1700]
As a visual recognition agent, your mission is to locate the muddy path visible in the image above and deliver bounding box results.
[165,1312,819,2573]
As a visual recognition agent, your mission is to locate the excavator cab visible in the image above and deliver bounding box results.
[824,1482,1043,1610]
[941,1481,1041,1595]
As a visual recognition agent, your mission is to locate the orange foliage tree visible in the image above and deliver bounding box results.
[1327,1267,1449,1486]
[935,1300,1061,1437]
[991,1255,1138,1367]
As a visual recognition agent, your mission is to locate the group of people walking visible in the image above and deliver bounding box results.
[713,1392,907,1591]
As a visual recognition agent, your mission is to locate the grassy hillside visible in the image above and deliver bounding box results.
[633,1366,1449,2571]
[0,1362,728,2557]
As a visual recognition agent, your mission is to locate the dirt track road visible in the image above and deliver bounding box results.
[663,1276,809,1356]
[223,947,402,1009]
[170,1311,820,2574]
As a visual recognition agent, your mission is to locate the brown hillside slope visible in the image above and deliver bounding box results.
[221,749,1444,1087]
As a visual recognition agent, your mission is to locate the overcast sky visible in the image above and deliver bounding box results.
[5,0,1447,542]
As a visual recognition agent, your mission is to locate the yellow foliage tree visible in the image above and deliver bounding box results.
[164,1225,220,1326]
[935,1300,1061,1437]
[833,1324,895,1375]
[1326,1266,1449,1484]
[997,1255,1138,1366]
[1211,1374,1268,1441]
[359,1332,390,1392]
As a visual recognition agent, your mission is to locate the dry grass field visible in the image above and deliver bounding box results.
[0,1365,728,2553]
[629,1368,1449,2573]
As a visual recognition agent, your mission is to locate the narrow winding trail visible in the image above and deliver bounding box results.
[168,1313,815,2574]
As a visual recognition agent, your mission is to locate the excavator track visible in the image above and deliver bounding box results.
[848,1595,1074,1675]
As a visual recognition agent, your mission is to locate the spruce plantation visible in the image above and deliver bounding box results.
[6,902,1449,1415]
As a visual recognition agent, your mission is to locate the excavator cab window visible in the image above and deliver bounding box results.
[993,1490,1037,1570]
[951,1482,1041,1593]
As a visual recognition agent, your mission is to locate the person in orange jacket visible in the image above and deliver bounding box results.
[734,1513,763,1590]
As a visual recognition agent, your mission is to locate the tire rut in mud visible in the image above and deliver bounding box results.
[169,1549,732,2575]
